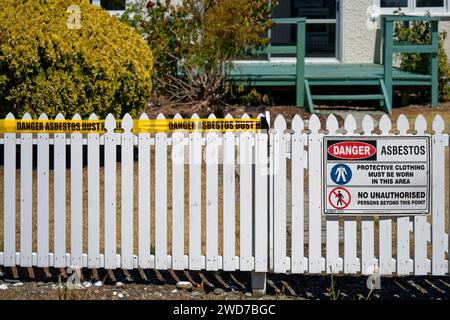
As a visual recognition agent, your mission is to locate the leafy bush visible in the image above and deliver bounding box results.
[124,0,274,111]
[394,14,450,101]
[0,0,153,118]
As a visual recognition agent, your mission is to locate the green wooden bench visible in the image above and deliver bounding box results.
[227,15,440,113]
[228,18,306,108]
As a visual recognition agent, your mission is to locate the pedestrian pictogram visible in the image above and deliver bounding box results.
[328,187,351,210]
[330,163,352,185]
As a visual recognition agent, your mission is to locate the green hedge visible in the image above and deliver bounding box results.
[0,0,153,118]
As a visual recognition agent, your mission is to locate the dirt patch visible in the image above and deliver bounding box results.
[0,267,449,300]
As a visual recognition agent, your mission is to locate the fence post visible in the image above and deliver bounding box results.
[251,272,266,296]
[252,113,269,294]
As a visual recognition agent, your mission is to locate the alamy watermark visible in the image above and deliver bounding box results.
[67,5,81,30]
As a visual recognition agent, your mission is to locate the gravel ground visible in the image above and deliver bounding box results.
[0,267,449,300]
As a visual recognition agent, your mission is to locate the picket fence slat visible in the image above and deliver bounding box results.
[155,113,168,270]
[37,113,49,268]
[343,115,358,274]
[378,115,393,275]
[396,115,411,275]
[432,115,446,275]
[254,114,268,273]
[0,112,448,277]
[4,113,16,267]
[240,113,253,271]
[361,115,376,275]
[70,114,83,268]
[206,114,218,271]
[189,113,202,270]
[104,114,117,269]
[54,115,67,267]
[87,113,100,268]
[308,115,322,273]
[20,113,33,267]
[325,115,340,274]
[414,115,429,275]
[223,114,236,271]
[273,115,287,273]
[121,114,134,269]
[172,113,185,270]
[138,113,152,269]
[291,115,305,273]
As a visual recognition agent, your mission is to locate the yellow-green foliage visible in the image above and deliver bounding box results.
[0,0,153,118]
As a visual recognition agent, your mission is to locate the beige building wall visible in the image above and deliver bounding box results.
[342,0,450,63]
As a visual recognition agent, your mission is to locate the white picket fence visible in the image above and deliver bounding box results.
[0,112,448,277]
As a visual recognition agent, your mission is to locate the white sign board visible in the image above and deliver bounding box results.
[323,136,431,215]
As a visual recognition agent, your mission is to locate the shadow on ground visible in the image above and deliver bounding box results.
[0,266,449,300]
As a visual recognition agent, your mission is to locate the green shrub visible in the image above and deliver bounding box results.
[124,0,274,110]
[394,14,450,101]
[0,0,153,119]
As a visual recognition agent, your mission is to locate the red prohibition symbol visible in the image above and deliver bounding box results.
[328,187,351,210]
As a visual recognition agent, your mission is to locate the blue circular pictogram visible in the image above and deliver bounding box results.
[330,163,352,185]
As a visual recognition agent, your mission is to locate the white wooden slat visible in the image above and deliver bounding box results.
[54,114,67,268]
[361,115,376,275]
[138,113,152,269]
[378,114,393,275]
[189,113,202,270]
[254,114,268,273]
[155,113,168,270]
[3,113,16,267]
[71,114,83,268]
[308,115,323,273]
[269,125,274,271]
[413,115,428,275]
[395,115,411,275]
[273,115,287,273]
[20,113,33,267]
[223,113,236,271]
[37,113,49,267]
[325,114,340,274]
[87,113,100,268]
[432,115,446,275]
[104,114,117,269]
[239,113,253,271]
[397,114,410,275]
[342,115,358,274]
[291,115,305,273]
[205,114,218,271]
[172,113,185,270]
[121,114,134,269]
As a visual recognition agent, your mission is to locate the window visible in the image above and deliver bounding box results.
[374,0,447,13]
[90,0,128,12]
[416,0,444,7]
[271,0,339,59]
[380,0,408,8]
[100,0,126,11]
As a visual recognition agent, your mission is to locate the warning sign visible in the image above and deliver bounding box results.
[323,137,431,215]
[328,187,351,210]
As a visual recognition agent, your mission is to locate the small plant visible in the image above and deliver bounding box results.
[394,12,450,101]
[56,275,68,300]
[237,86,272,106]
[327,272,341,300]
[124,0,276,113]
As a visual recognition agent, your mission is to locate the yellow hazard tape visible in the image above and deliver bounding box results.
[0,118,262,134]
